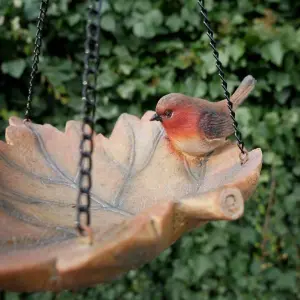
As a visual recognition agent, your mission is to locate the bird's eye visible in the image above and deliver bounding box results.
[164,110,173,118]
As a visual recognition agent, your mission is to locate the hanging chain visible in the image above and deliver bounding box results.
[76,0,102,239]
[197,0,248,164]
[25,0,49,121]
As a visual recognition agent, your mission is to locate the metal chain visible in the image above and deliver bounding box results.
[197,0,248,164]
[25,0,49,121]
[76,0,102,238]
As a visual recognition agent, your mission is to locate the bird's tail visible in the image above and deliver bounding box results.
[230,75,256,110]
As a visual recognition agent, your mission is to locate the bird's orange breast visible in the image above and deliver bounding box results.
[161,105,223,156]
[162,106,203,140]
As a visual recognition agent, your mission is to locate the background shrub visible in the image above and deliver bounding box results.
[0,0,299,299]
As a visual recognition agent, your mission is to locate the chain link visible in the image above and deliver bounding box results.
[25,0,49,121]
[198,0,248,164]
[76,0,102,237]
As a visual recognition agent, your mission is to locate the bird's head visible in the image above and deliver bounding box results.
[150,93,200,140]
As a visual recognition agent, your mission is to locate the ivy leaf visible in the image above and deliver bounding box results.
[267,71,291,92]
[117,80,136,99]
[97,70,118,89]
[1,59,26,78]
[97,104,119,119]
[190,255,214,280]
[23,0,40,20]
[3,292,19,300]
[133,10,163,39]
[219,49,230,67]
[119,63,133,75]
[194,81,208,97]
[101,14,116,32]
[229,40,245,62]
[208,78,222,99]
[39,59,76,87]
[275,89,291,104]
[236,107,253,137]
[262,40,285,66]
[181,6,200,26]
[274,271,297,291]
[145,9,163,27]
[173,263,192,283]
[133,22,147,38]
[202,51,217,75]
[292,165,300,176]
[67,14,81,26]
[166,14,182,32]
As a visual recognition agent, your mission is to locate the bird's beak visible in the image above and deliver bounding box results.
[150,113,162,122]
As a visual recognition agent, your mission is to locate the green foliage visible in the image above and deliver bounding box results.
[1,0,300,299]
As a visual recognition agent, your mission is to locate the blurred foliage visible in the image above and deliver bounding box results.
[1,0,300,299]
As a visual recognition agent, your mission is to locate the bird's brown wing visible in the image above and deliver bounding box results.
[195,75,256,140]
[199,107,234,140]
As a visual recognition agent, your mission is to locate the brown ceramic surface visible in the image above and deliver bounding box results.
[0,106,262,291]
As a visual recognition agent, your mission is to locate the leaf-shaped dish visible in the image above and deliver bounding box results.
[0,111,262,292]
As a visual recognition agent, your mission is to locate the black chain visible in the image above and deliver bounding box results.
[76,0,102,237]
[25,0,49,121]
[197,0,248,162]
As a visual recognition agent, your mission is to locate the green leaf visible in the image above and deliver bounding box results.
[101,14,116,32]
[208,78,222,99]
[97,70,118,89]
[145,9,163,27]
[201,51,217,75]
[23,0,41,20]
[229,40,245,62]
[262,40,285,66]
[39,59,76,87]
[67,14,81,26]
[292,165,300,176]
[133,22,147,38]
[267,71,290,92]
[119,63,133,75]
[250,258,261,275]
[116,81,136,100]
[1,59,26,78]
[231,14,245,25]
[194,81,208,97]
[275,271,297,291]
[99,39,113,56]
[189,255,214,280]
[97,104,119,119]
[113,45,130,58]
[275,89,290,104]
[4,292,20,300]
[166,14,182,32]
[133,9,163,38]
[58,0,68,13]
[173,264,191,283]
[153,40,184,53]
[27,292,54,300]
[219,49,230,67]
[236,107,253,137]
[181,7,200,26]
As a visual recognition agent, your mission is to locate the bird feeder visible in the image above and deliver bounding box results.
[0,0,263,292]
